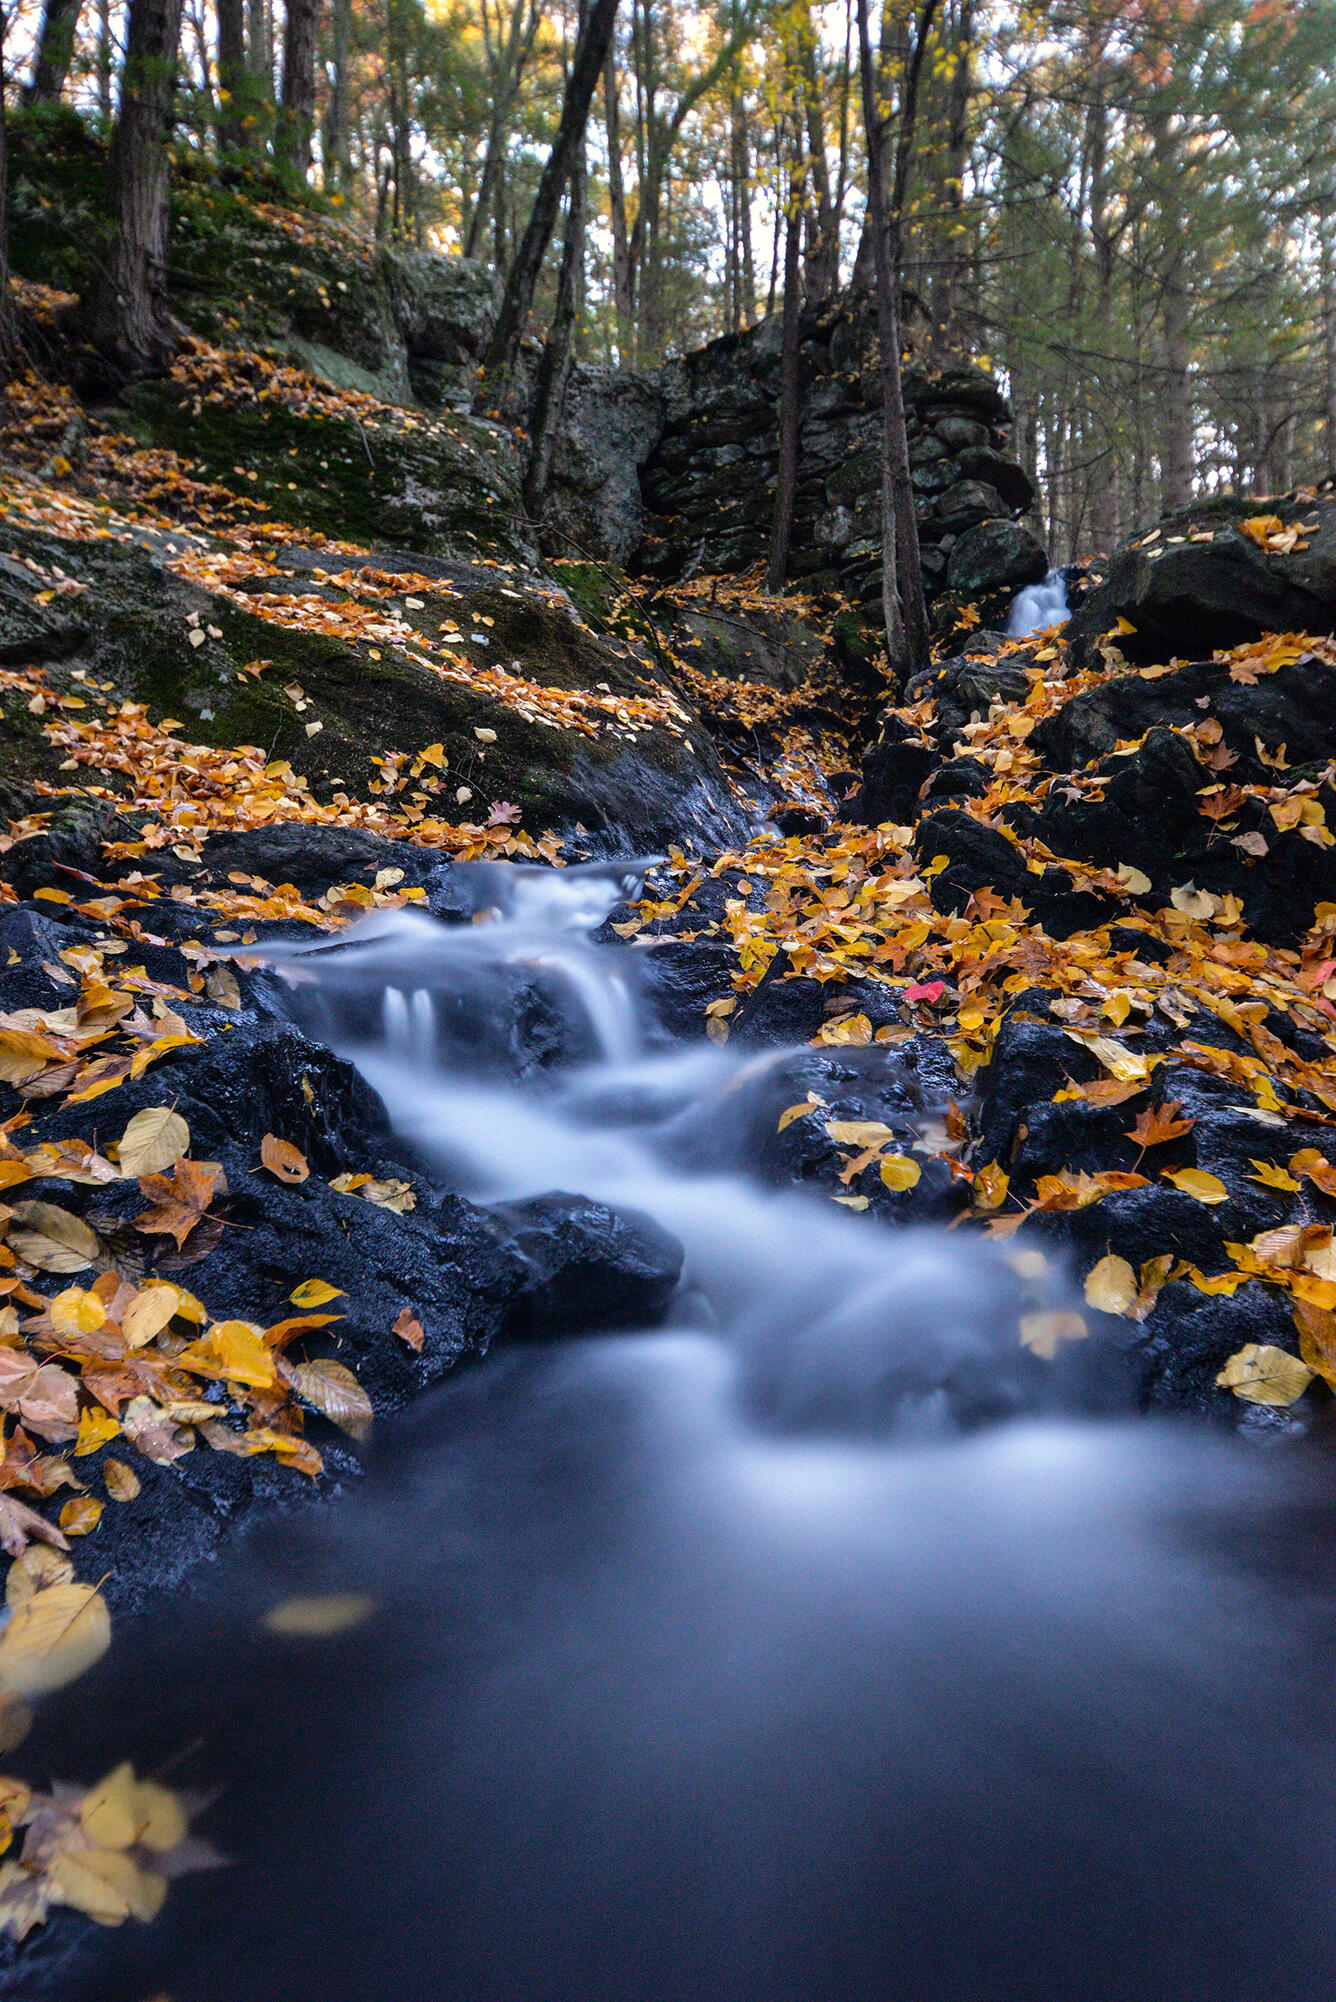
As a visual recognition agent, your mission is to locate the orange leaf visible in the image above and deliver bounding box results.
[133,1157,221,1249]
[1125,1101,1196,1150]
[260,1135,309,1184]
[392,1307,424,1352]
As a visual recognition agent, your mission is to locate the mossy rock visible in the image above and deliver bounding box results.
[118,378,534,567]
[0,519,751,853]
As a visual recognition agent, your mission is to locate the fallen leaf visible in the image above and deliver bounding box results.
[289,1279,344,1308]
[1019,1310,1089,1359]
[264,1593,375,1637]
[878,1155,922,1192]
[1125,1101,1195,1149]
[102,1459,140,1502]
[259,1134,309,1184]
[177,1320,277,1391]
[280,1358,372,1440]
[115,1107,191,1179]
[6,1203,100,1273]
[58,1497,103,1537]
[0,1497,68,1561]
[0,1583,110,1695]
[133,1158,220,1249]
[392,1307,424,1352]
[1215,1343,1312,1406]
[1084,1254,1138,1315]
[1250,1159,1301,1192]
[1161,1168,1228,1204]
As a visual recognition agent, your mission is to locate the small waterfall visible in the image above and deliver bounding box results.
[1007,567,1070,636]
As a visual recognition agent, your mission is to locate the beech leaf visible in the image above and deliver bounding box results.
[260,1134,309,1184]
[115,1107,190,1179]
[1215,1343,1313,1407]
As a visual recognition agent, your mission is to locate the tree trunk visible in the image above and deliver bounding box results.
[766,145,804,592]
[524,136,586,514]
[857,0,931,682]
[93,0,185,383]
[484,0,620,386]
[0,15,16,385]
[25,0,84,105]
[97,0,114,119]
[604,43,635,353]
[465,0,541,260]
[247,0,271,88]
[325,0,352,185]
[798,9,836,301]
[216,0,247,150]
[276,0,319,180]
[1323,224,1336,481]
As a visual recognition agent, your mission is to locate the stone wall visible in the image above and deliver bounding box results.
[634,293,1047,606]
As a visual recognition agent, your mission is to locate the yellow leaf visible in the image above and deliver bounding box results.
[177,1320,277,1391]
[47,1842,165,1925]
[817,1013,873,1046]
[58,1497,103,1537]
[878,1154,922,1192]
[776,1097,824,1133]
[289,1279,345,1308]
[0,1582,111,1695]
[1170,884,1217,920]
[1112,616,1137,635]
[825,1119,900,1148]
[1113,863,1152,895]
[1249,1159,1300,1192]
[114,1106,190,1179]
[972,1161,1010,1211]
[1084,1254,1138,1315]
[121,1282,183,1349]
[1215,1343,1312,1406]
[1019,1310,1088,1360]
[49,1288,106,1337]
[73,1406,120,1457]
[264,1592,375,1637]
[1161,1168,1228,1204]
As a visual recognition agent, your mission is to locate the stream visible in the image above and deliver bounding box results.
[34,862,1336,2000]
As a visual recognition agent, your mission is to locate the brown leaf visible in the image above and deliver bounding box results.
[279,1358,373,1440]
[6,1202,101,1273]
[133,1158,220,1249]
[0,1497,68,1561]
[392,1307,424,1352]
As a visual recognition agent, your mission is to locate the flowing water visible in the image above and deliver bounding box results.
[41,862,1336,2000]
[1008,569,1071,636]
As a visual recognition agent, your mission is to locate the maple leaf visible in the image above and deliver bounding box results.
[486,800,522,827]
[133,1157,221,1248]
[1125,1101,1196,1150]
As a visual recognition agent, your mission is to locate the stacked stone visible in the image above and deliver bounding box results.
[635,293,1047,606]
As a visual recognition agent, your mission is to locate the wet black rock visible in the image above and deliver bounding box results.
[488,1192,684,1336]
[1066,490,1336,664]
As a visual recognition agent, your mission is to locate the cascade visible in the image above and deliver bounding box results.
[1007,567,1071,635]
[51,861,1336,2002]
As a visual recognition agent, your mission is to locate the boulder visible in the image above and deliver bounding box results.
[946,518,1049,596]
[1067,492,1336,663]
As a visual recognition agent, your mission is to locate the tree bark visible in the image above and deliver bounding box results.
[465,0,541,260]
[216,0,248,150]
[276,0,319,180]
[0,15,16,385]
[247,0,271,92]
[325,0,352,185]
[1322,222,1336,480]
[524,135,586,514]
[93,0,185,384]
[766,142,804,591]
[484,0,620,386]
[25,0,84,105]
[857,0,931,682]
[604,42,635,353]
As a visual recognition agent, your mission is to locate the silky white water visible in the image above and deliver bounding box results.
[57,860,1336,2002]
[1008,567,1071,635]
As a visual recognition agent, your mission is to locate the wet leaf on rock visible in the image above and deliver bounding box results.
[259,1134,309,1184]
[115,1107,191,1179]
[1216,1343,1313,1406]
